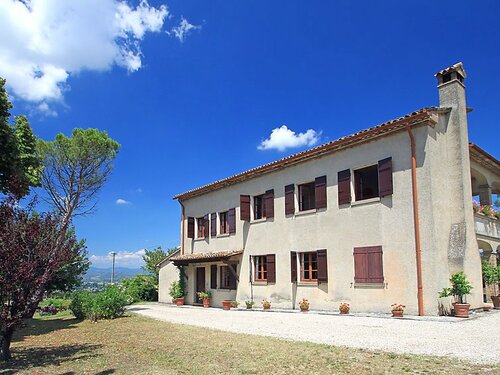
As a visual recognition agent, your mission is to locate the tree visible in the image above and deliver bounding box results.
[0,78,41,198]
[141,247,176,283]
[0,197,82,361]
[37,128,120,228]
[122,274,158,302]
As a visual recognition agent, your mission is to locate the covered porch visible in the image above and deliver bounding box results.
[170,250,243,307]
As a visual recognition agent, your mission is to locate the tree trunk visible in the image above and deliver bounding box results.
[1,327,14,361]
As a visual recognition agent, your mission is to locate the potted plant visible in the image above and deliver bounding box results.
[197,291,212,308]
[230,301,239,309]
[390,303,406,317]
[245,300,255,309]
[222,300,232,310]
[439,272,473,318]
[339,302,350,314]
[261,299,271,311]
[298,298,309,312]
[169,281,185,306]
[482,261,500,309]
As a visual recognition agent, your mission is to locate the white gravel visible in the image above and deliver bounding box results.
[128,303,500,365]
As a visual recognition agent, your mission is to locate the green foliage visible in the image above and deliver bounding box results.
[439,272,473,304]
[482,261,500,296]
[40,298,71,311]
[122,274,158,302]
[197,291,212,299]
[0,78,41,198]
[141,246,171,283]
[70,285,128,322]
[38,127,120,225]
[169,281,184,299]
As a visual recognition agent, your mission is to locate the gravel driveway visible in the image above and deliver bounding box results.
[127,303,500,365]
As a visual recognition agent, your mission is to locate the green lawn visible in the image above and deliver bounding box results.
[1,312,497,374]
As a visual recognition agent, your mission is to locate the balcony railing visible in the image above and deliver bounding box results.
[475,213,500,239]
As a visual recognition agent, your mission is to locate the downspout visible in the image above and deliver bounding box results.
[407,125,424,316]
[179,200,185,256]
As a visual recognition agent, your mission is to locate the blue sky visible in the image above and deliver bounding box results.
[1,0,499,268]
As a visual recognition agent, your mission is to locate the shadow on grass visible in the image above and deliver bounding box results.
[0,343,104,374]
[13,316,80,343]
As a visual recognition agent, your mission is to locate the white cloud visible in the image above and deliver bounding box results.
[169,16,200,43]
[116,198,131,205]
[90,249,146,268]
[258,125,321,152]
[0,0,169,113]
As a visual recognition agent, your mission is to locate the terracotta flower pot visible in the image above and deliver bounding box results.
[340,310,349,315]
[175,297,185,306]
[483,305,491,312]
[222,300,232,311]
[392,310,403,317]
[491,296,500,309]
[300,307,309,312]
[263,304,271,311]
[203,298,210,308]
[453,303,470,318]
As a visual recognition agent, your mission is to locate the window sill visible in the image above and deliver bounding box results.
[295,208,317,217]
[252,281,268,286]
[351,197,380,207]
[296,281,318,287]
[217,233,230,238]
[353,282,385,289]
[193,237,206,242]
[250,218,267,224]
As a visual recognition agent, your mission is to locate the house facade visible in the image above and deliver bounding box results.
[159,63,500,315]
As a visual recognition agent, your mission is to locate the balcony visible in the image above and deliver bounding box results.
[475,213,500,240]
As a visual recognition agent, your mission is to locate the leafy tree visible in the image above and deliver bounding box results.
[0,197,82,361]
[37,128,120,228]
[122,274,158,302]
[142,246,176,283]
[0,78,41,198]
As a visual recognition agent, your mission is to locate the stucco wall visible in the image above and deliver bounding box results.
[158,260,179,303]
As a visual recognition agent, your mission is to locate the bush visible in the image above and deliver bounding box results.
[70,285,128,321]
[39,305,59,315]
[169,281,184,299]
[122,274,158,303]
[40,298,71,311]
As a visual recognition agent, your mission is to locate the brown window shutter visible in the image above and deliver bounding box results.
[203,214,209,237]
[266,254,276,283]
[229,264,237,289]
[240,195,250,221]
[187,217,195,239]
[210,265,217,289]
[315,176,327,209]
[338,169,351,205]
[353,247,368,283]
[290,251,297,282]
[264,189,274,218]
[378,157,393,197]
[210,213,217,237]
[228,208,236,234]
[285,184,295,215]
[317,249,328,283]
[367,246,384,283]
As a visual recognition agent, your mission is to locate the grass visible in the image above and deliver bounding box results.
[1,311,498,374]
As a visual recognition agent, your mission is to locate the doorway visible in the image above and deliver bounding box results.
[195,267,206,304]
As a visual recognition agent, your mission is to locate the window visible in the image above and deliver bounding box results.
[299,182,316,211]
[254,194,266,220]
[300,252,318,282]
[254,256,267,281]
[220,264,237,289]
[197,217,206,238]
[353,246,384,284]
[219,211,228,234]
[354,165,379,201]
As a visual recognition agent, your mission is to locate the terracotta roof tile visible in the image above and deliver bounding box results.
[170,250,243,263]
[174,107,440,200]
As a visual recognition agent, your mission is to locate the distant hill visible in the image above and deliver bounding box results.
[84,267,146,282]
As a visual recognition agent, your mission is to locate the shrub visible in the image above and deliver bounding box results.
[439,272,473,304]
[39,305,59,315]
[122,274,158,303]
[169,281,184,299]
[70,285,128,321]
[40,298,71,311]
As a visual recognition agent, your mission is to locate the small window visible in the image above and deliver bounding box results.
[219,211,228,234]
[299,182,316,211]
[300,252,318,282]
[354,165,379,201]
[254,256,267,282]
[220,265,237,289]
[254,194,266,220]
[197,217,206,238]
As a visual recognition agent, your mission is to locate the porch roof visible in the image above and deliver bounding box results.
[170,250,243,265]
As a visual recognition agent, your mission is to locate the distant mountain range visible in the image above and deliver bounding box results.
[84,267,146,282]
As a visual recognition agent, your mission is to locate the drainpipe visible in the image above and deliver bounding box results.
[179,200,185,256]
[407,125,424,316]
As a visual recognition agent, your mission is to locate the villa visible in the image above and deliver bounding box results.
[158,63,499,315]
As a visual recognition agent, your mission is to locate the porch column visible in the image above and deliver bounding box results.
[479,184,493,206]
